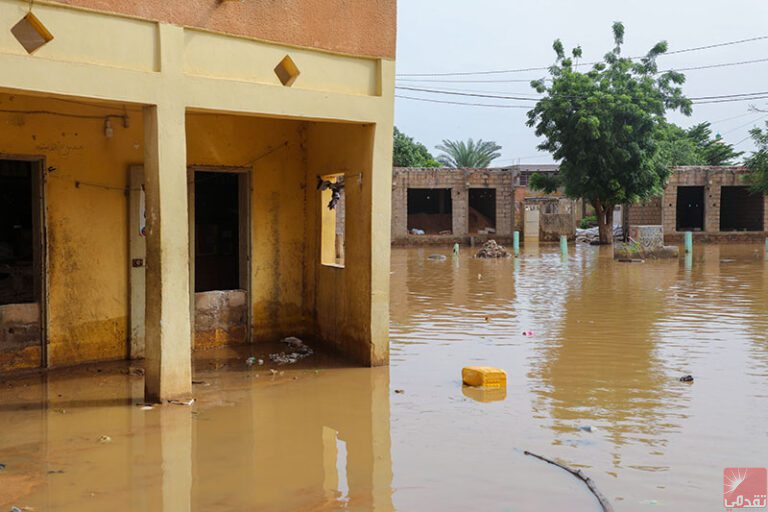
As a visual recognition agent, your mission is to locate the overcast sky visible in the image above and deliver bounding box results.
[395,0,768,166]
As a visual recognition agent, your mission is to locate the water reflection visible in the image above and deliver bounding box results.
[0,365,392,512]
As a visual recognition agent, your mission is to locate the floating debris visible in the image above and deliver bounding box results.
[0,463,5,471]
[269,369,278,375]
[394,389,405,394]
[475,240,510,258]
[522,331,534,337]
[192,380,210,386]
[428,254,447,261]
[579,425,598,433]
[128,367,145,377]
[269,338,314,365]
[679,375,694,383]
[98,435,112,444]
[168,398,195,406]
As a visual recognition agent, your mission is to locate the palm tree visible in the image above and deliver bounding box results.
[435,138,502,168]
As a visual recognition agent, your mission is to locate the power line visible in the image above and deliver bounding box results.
[395,56,768,85]
[396,85,768,104]
[397,34,768,77]
[720,114,768,135]
[661,57,768,73]
[395,95,529,109]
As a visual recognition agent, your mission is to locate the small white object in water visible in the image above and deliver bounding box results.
[579,425,597,433]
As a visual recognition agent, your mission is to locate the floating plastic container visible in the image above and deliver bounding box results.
[462,366,507,388]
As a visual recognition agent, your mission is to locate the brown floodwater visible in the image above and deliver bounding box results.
[1,243,767,511]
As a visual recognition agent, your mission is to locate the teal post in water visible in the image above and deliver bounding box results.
[453,243,460,257]
[560,235,568,255]
[684,231,693,254]
[513,231,520,257]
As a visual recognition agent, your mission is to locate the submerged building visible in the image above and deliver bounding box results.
[0,0,396,401]
[627,166,768,242]
[391,166,581,244]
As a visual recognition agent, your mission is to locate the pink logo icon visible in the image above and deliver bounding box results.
[724,468,767,509]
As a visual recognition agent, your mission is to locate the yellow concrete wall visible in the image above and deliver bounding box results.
[0,93,143,366]
[186,113,311,341]
[305,122,377,363]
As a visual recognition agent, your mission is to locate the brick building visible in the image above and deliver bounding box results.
[626,166,768,242]
[392,168,516,244]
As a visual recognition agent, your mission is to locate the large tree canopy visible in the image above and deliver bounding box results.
[527,22,692,243]
[435,138,502,168]
[745,121,768,193]
[393,127,440,168]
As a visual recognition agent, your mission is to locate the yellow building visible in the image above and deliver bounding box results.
[0,0,396,401]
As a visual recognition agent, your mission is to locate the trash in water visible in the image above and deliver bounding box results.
[428,254,447,261]
[140,405,154,411]
[579,425,598,433]
[269,337,314,365]
[679,375,694,382]
[246,356,257,366]
[98,435,112,443]
[269,369,278,375]
[47,469,65,474]
[169,398,195,406]
[53,408,66,414]
[192,380,210,386]
[522,331,534,337]
[394,389,405,394]
[0,463,5,471]
[410,228,425,235]
[484,316,491,322]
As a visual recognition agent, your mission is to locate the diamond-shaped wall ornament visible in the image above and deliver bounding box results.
[274,55,300,87]
[11,12,53,54]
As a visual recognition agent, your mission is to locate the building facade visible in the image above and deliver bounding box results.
[0,0,396,401]
[627,166,768,242]
[391,168,516,245]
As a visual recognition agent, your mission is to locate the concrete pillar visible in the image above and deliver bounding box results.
[143,103,192,402]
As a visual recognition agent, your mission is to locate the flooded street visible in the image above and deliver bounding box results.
[1,244,768,511]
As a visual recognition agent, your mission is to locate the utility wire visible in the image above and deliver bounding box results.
[395,95,530,109]
[720,114,768,135]
[396,86,768,104]
[397,35,768,77]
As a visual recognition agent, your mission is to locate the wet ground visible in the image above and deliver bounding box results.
[1,243,767,511]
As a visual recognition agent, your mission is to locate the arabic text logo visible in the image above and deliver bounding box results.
[724,468,767,509]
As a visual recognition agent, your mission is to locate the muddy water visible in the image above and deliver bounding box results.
[1,244,767,511]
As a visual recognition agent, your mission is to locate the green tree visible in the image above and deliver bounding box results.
[745,121,768,193]
[686,122,742,165]
[527,22,692,244]
[655,121,743,168]
[393,127,440,168]
[435,138,502,168]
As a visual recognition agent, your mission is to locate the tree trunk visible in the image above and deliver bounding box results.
[594,199,613,245]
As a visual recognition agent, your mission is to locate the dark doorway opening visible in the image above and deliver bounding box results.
[407,188,452,234]
[469,188,496,234]
[194,172,241,292]
[0,160,37,305]
[676,186,705,231]
[0,158,43,370]
[720,186,764,231]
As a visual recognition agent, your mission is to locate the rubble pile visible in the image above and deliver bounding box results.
[475,240,511,258]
